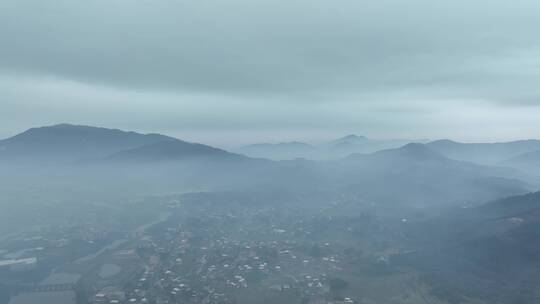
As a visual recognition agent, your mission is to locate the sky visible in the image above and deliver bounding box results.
[1,0,540,146]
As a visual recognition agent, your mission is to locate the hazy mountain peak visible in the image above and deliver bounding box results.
[401,142,431,151]
[428,139,460,146]
[374,142,446,161]
[0,124,177,163]
[334,134,368,143]
[7,123,173,141]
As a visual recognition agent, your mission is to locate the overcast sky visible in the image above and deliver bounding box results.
[1,0,540,146]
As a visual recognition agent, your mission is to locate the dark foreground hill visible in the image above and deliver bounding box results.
[393,191,540,303]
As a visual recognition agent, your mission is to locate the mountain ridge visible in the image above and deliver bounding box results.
[0,124,229,164]
[426,139,540,165]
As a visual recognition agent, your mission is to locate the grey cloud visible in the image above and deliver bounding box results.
[1,0,540,100]
[1,0,540,144]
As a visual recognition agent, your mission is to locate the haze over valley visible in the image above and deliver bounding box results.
[2,124,540,304]
[2,0,540,303]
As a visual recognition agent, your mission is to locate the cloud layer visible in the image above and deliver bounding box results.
[1,0,540,144]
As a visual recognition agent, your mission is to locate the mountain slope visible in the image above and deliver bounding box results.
[475,191,540,219]
[394,191,540,303]
[335,143,531,207]
[0,124,176,163]
[105,140,246,163]
[502,149,540,175]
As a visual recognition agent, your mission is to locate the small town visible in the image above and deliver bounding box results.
[0,192,426,304]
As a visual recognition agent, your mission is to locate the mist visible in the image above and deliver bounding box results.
[2,1,540,303]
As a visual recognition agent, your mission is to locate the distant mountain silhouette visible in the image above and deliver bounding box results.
[0,124,191,163]
[331,134,368,145]
[237,134,422,160]
[327,134,421,157]
[426,139,540,165]
[0,124,534,207]
[366,142,447,161]
[236,141,316,160]
[502,150,540,175]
